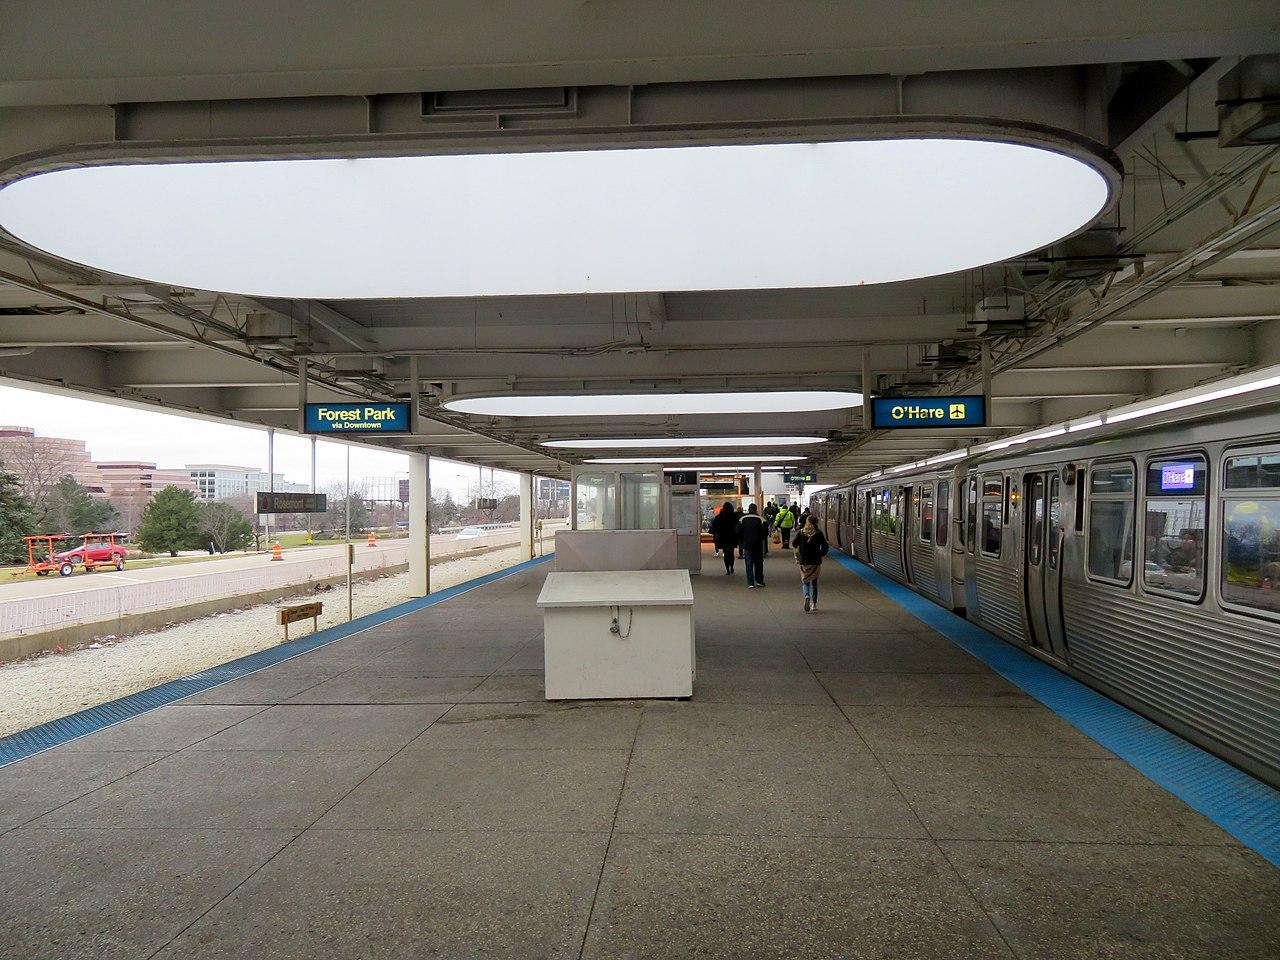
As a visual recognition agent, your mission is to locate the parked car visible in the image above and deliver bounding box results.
[53,532,127,576]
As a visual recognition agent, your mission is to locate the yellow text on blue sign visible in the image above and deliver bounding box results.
[304,402,411,433]
[870,396,985,429]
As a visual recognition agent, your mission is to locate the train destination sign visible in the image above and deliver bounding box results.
[255,492,327,514]
[784,471,818,484]
[871,395,986,429]
[304,402,411,434]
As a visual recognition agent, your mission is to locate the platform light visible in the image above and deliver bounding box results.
[586,456,800,464]
[0,139,1112,298]
[445,391,862,417]
[542,435,826,449]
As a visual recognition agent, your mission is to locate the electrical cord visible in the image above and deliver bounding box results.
[608,605,634,639]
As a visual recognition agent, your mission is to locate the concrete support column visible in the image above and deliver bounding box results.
[520,473,535,560]
[408,452,431,597]
[754,464,763,509]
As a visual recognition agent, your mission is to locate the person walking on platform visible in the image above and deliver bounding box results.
[793,513,829,612]
[709,501,740,575]
[776,502,796,548]
[762,501,778,555]
[738,503,768,588]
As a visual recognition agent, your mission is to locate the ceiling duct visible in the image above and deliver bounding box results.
[971,294,1030,337]
[244,311,296,351]
[1047,228,1123,281]
[331,355,386,377]
[1218,55,1280,147]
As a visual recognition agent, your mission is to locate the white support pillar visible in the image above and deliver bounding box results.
[520,472,535,560]
[754,464,764,510]
[408,452,431,597]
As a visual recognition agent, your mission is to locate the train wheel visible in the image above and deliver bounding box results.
[59,563,74,577]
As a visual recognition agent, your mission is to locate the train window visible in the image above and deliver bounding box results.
[980,473,1002,557]
[1225,452,1280,489]
[919,485,934,543]
[1090,463,1135,494]
[1087,462,1135,585]
[872,488,896,535]
[1221,450,1280,617]
[1074,467,1086,532]
[1048,476,1063,569]
[937,480,950,548]
[965,477,978,552]
[1028,474,1045,566]
[1143,456,1207,601]
[1221,500,1280,615]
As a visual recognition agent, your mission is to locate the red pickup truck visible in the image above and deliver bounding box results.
[53,533,127,576]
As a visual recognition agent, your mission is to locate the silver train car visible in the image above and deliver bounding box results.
[812,400,1280,787]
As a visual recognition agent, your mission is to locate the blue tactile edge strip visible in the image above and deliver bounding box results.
[0,553,554,768]
[832,552,1280,868]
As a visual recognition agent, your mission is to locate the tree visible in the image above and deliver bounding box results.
[432,490,462,529]
[0,470,35,564]
[0,434,76,527]
[199,500,255,553]
[135,486,203,557]
[43,476,119,535]
[321,486,369,537]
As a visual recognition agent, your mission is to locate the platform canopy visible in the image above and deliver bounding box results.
[1,3,1278,481]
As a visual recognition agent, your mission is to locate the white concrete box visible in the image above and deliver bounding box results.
[537,569,695,700]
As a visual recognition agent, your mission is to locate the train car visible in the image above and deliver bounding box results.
[824,397,1280,788]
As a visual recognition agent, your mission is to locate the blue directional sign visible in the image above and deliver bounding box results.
[871,396,986,429]
[304,402,411,434]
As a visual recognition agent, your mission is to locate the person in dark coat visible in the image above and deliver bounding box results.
[738,502,768,587]
[792,514,830,612]
[709,501,740,574]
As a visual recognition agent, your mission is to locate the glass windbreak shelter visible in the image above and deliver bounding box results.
[571,465,665,530]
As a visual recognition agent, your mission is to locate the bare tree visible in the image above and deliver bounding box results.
[0,435,76,527]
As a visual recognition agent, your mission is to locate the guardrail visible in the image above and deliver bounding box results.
[0,542,410,640]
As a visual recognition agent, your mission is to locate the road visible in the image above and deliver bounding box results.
[0,525,546,603]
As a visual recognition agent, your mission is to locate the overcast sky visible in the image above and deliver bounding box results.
[0,383,512,498]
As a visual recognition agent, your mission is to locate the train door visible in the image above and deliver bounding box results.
[1023,471,1068,659]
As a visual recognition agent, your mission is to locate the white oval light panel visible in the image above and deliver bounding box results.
[542,435,826,448]
[0,139,1110,298]
[445,391,862,417]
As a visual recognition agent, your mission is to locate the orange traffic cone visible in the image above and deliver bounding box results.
[367,531,377,548]
[270,542,283,561]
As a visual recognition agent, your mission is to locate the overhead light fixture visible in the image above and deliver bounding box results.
[0,139,1113,298]
[664,466,789,473]
[586,456,799,465]
[445,391,862,417]
[542,435,826,449]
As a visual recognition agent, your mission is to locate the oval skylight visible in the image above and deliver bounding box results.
[585,456,800,464]
[543,435,826,448]
[445,390,862,417]
[0,139,1111,298]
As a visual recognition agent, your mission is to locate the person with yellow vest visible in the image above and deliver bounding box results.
[775,503,796,548]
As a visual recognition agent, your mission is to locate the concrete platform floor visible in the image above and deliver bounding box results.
[1,551,1277,959]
